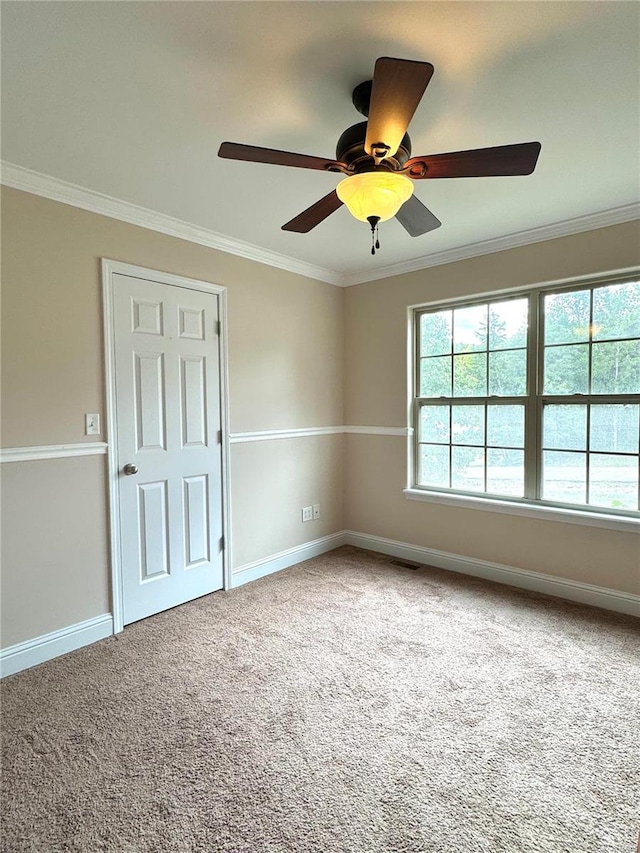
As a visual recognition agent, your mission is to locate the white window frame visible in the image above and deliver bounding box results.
[405,268,640,533]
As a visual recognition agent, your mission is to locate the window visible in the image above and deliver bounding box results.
[413,275,640,517]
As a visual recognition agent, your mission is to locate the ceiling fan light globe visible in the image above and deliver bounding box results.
[336,172,413,223]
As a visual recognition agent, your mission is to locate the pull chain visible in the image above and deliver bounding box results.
[367,215,381,256]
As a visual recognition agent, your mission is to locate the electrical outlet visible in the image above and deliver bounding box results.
[313,504,320,519]
[85,413,101,435]
[301,506,313,523]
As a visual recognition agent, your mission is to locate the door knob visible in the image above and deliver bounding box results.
[123,463,139,475]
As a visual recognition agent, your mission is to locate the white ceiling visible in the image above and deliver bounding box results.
[2,1,639,282]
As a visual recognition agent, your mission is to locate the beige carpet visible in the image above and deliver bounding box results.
[2,546,639,852]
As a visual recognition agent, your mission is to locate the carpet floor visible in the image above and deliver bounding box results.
[1,546,639,853]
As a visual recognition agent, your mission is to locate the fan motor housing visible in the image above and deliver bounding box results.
[336,121,412,172]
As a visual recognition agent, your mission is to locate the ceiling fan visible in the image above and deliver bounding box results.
[218,57,541,254]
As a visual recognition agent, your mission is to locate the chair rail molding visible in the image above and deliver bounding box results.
[230,426,410,442]
[0,443,108,463]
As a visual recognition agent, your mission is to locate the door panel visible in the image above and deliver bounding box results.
[138,480,170,580]
[180,356,207,447]
[113,274,224,625]
[134,352,166,451]
[183,474,210,568]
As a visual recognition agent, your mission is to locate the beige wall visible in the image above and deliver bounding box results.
[1,456,110,646]
[1,185,638,652]
[344,222,640,596]
[1,187,344,647]
[231,435,344,568]
[1,187,344,447]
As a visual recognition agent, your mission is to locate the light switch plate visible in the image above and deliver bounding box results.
[85,413,101,435]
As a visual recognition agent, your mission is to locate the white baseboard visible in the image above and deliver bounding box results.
[344,531,640,617]
[232,531,348,588]
[0,614,114,679]
[2,530,635,680]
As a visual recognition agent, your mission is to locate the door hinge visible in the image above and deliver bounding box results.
[220,535,225,551]
[216,320,221,335]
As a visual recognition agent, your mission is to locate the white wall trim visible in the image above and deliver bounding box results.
[344,425,412,436]
[3,161,637,289]
[0,442,108,463]
[344,531,640,617]
[0,426,410,461]
[2,529,635,679]
[232,531,348,588]
[342,204,640,286]
[1,161,341,287]
[230,426,345,443]
[403,488,640,533]
[230,425,410,443]
[0,614,113,679]
[101,259,229,295]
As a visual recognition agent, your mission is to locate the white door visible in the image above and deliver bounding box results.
[112,273,224,625]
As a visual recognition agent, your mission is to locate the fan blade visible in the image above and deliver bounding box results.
[405,142,542,179]
[365,57,434,159]
[396,196,441,237]
[282,190,344,233]
[218,142,347,173]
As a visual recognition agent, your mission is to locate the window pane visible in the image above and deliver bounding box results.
[421,310,452,356]
[419,444,450,488]
[453,353,487,396]
[420,406,450,444]
[592,281,640,341]
[589,454,639,511]
[487,405,524,448]
[454,304,487,353]
[489,299,528,350]
[544,289,590,345]
[487,449,524,497]
[590,405,639,454]
[488,349,527,396]
[591,340,640,394]
[452,405,484,446]
[452,446,484,492]
[414,284,639,514]
[542,451,587,504]
[420,356,451,397]
[543,405,587,451]
[544,344,589,394]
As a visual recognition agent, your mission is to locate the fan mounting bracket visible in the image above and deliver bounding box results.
[352,80,373,117]
[336,122,411,170]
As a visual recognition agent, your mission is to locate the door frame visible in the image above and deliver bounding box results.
[102,259,232,634]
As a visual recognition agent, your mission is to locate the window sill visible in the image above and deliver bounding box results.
[403,488,640,533]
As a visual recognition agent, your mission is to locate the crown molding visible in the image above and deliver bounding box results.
[0,161,342,287]
[341,203,640,286]
[3,161,638,289]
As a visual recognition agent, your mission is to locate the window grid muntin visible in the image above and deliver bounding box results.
[414,275,640,516]
[540,396,640,511]
[541,282,640,397]
[418,398,527,498]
